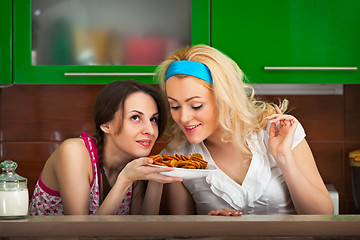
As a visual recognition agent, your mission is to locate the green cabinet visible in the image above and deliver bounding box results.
[13,0,210,84]
[212,0,360,83]
[0,0,12,84]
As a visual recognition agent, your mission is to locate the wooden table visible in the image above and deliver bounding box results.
[0,215,360,239]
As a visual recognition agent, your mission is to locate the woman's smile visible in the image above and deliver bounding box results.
[184,123,202,133]
[136,139,152,148]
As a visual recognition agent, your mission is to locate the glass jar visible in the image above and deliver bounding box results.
[0,160,29,218]
[349,150,360,213]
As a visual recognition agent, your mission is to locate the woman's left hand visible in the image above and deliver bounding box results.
[208,208,242,216]
[267,105,298,164]
[119,157,183,185]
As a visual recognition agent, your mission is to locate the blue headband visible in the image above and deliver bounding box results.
[165,60,213,84]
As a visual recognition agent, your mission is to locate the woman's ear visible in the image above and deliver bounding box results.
[100,122,111,134]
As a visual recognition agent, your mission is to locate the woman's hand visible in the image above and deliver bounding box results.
[267,105,298,165]
[208,208,242,216]
[118,157,183,185]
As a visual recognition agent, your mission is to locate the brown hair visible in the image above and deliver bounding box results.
[93,80,168,166]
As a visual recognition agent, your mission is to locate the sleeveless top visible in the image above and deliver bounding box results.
[28,131,132,215]
[161,122,306,215]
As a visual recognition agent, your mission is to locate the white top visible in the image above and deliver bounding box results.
[161,122,306,215]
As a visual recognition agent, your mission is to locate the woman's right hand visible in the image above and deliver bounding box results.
[267,106,298,168]
[119,157,183,185]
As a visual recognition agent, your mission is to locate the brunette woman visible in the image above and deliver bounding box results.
[29,80,182,215]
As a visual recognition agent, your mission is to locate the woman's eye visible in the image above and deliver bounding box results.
[131,115,140,121]
[192,104,203,110]
[170,105,180,110]
[150,117,158,123]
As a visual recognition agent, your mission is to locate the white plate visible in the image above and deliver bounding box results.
[148,164,217,180]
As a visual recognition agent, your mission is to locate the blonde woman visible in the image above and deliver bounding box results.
[153,44,333,215]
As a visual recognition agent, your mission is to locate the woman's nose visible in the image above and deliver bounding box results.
[143,120,156,135]
[180,108,191,123]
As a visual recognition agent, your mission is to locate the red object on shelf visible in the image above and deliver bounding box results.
[125,36,180,65]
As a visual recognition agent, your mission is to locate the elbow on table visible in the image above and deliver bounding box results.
[315,202,335,215]
[319,194,336,215]
[296,199,335,215]
[322,201,335,215]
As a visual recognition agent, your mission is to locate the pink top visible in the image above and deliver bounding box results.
[28,132,132,215]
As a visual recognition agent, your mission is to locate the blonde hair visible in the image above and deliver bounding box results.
[155,44,288,155]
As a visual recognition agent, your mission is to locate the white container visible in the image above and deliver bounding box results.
[326,184,339,215]
[0,160,29,219]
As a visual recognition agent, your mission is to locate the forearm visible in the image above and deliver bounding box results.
[279,156,334,214]
[140,181,164,215]
[162,182,196,215]
[95,175,132,215]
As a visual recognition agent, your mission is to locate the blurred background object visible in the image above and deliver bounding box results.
[349,150,360,213]
[32,0,191,66]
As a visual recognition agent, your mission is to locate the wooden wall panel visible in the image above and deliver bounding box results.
[1,142,60,198]
[1,85,102,141]
[260,95,344,141]
[308,142,344,193]
[344,85,360,142]
[1,84,359,213]
[343,85,360,213]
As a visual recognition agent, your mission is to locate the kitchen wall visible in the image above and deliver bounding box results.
[0,84,359,214]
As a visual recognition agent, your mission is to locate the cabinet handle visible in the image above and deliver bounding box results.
[264,67,357,71]
[64,73,156,76]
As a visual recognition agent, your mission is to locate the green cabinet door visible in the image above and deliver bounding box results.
[14,0,210,84]
[0,0,12,84]
[212,0,360,83]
